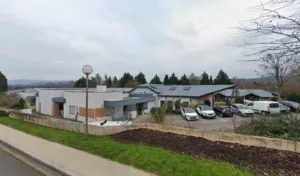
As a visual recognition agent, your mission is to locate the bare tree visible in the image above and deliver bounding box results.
[257,53,298,98]
[239,0,300,58]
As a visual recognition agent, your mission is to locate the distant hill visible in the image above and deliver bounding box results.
[8,79,72,86]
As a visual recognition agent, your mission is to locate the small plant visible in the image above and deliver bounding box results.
[271,97,278,101]
[204,99,211,106]
[11,98,27,110]
[150,106,166,123]
[174,99,181,110]
[215,101,226,106]
[234,96,244,104]
[188,104,198,110]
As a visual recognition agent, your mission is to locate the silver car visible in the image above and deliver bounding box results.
[231,104,254,117]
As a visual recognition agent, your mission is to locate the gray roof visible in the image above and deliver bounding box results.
[218,89,273,98]
[8,88,38,94]
[106,88,132,93]
[130,84,235,98]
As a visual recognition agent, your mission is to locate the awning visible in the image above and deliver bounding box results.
[52,97,66,103]
[26,96,36,100]
[104,96,155,108]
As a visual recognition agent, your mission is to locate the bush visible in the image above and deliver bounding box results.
[234,96,244,104]
[215,101,226,106]
[287,92,300,103]
[188,104,198,110]
[204,100,211,106]
[174,100,181,110]
[150,106,166,122]
[271,97,278,101]
[10,98,27,110]
[166,101,173,113]
[235,114,300,141]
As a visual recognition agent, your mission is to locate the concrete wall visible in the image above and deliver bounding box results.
[8,111,300,153]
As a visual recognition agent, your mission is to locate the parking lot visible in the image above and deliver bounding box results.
[132,114,248,131]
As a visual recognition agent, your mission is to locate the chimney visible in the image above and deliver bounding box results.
[96,85,107,92]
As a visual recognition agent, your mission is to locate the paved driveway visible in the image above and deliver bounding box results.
[132,114,248,131]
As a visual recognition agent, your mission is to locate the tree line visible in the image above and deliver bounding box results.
[74,69,232,88]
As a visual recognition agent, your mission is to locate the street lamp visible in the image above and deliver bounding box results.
[82,64,93,139]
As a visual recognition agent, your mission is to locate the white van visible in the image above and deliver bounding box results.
[248,101,280,114]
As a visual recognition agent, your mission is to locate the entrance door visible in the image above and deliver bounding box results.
[137,103,142,115]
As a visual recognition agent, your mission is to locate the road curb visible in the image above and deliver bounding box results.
[0,139,83,176]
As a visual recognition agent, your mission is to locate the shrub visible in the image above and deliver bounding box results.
[188,104,198,110]
[234,96,244,104]
[150,106,166,122]
[235,114,300,141]
[271,97,278,101]
[287,92,300,103]
[174,99,181,110]
[204,99,211,106]
[10,98,27,110]
[215,101,226,106]
[166,101,173,113]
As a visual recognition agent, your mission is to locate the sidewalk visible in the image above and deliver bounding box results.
[0,124,153,176]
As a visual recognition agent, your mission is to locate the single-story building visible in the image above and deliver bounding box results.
[215,89,274,101]
[7,88,39,110]
[129,84,236,107]
[35,86,155,122]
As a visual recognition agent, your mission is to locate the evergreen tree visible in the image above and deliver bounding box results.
[74,77,96,88]
[103,74,108,85]
[94,73,102,85]
[179,74,190,85]
[169,73,179,85]
[209,76,213,84]
[119,72,134,87]
[135,72,147,84]
[214,70,232,84]
[0,71,8,92]
[107,76,112,88]
[112,76,118,84]
[150,74,162,84]
[200,72,210,85]
[188,73,200,85]
[163,74,169,85]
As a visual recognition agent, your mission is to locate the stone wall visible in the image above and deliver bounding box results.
[7,111,300,153]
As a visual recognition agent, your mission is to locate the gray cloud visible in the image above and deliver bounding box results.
[0,0,261,81]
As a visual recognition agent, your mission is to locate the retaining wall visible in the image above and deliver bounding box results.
[7,111,300,153]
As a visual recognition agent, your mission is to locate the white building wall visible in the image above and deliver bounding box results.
[63,91,127,119]
[37,89,65,116]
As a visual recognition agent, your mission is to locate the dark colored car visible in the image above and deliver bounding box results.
[279,101,300,112]
[213,106,233,117]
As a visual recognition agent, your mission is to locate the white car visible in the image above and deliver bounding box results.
[248,101,280,114]
[181,108,199,121]
[196,105,216,119]
[231,104,254,117]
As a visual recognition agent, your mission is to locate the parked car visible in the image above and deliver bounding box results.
[248,101,280,114]
[196,104,216,119]
[279,101,300,112]
[231,104,254,117]
[278,103,290,113]
[181,108,199,121]
[213,106,233,117]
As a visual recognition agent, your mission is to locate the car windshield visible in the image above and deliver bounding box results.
[201,105,212,111]
[236,105,249,109]
[185,108,195,113]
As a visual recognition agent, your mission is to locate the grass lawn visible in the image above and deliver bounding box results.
[0,117,252,176]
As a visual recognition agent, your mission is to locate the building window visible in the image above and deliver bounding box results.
[69,106,76,114]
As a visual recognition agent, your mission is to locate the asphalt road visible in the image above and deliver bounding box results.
[0,148,44,176]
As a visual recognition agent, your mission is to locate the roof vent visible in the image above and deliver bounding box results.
[183,87,191,90]
[169,87,177,90]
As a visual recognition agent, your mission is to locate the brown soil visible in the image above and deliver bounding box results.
[111,129,300,176]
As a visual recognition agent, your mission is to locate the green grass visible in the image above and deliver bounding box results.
[0,117,252,176]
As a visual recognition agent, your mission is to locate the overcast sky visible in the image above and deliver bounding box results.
[0,0,261,81]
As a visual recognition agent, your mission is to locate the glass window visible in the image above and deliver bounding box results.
[69,106,76,114]
[269,103,279,108]
[143,103,148,110]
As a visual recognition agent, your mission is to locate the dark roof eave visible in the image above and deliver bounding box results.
[128,86,160,94]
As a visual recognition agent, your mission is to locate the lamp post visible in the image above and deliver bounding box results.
[82,65,93,139]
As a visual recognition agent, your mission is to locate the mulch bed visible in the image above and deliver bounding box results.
[111,129,300,176]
